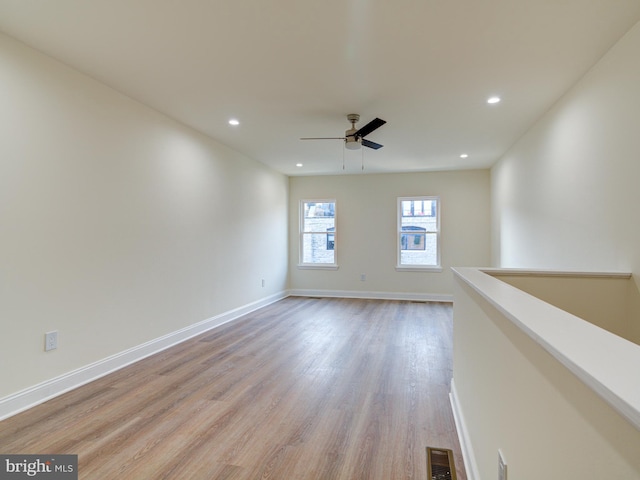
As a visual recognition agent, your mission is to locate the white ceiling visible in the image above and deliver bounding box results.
[1,1,639,176]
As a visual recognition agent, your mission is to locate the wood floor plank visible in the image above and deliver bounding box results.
[0,297,466,479]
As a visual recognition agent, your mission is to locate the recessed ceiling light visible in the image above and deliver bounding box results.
[296,163,303,167]
[460,153,469,158]
[228,118,240,126]
[487,96,501,104]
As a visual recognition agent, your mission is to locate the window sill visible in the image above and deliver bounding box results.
[395,265,443,273]
[298,264,339,270]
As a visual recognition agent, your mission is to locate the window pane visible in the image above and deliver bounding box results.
[401,200,413,217]
[303,202,335,233]
[401,200,436,217]
[401,229,426,250]
[302,233,335,264]
[400,232,437,265]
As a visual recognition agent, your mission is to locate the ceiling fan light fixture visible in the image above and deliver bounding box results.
[345,136,361,150]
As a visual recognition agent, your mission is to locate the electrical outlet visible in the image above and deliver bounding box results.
[261,279,265,287]
[498,449,507,480]
[360,274,366,281]
[45,331,58,351]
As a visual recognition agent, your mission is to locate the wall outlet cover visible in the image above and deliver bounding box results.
[45,331,58,351]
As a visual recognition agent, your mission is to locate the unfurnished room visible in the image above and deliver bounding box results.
[1,1,640,479]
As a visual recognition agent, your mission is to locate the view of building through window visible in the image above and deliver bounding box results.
[300,201,336,265]
[398,197,439,267]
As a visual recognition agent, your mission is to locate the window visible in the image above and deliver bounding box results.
[397,196,440,269]
[300,200,337,267]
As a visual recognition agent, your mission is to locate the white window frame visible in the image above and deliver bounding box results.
[396,196,442,272]
[298,199,338,270]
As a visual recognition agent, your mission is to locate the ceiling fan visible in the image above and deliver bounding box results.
[301,114,386,150]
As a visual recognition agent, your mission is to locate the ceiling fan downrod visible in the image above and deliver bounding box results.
[344,114,361,150]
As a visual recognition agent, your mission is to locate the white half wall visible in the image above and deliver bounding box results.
[289,170,491,298]
[491,20,640,277]
[452,268,640,480]
[0,33,289,400]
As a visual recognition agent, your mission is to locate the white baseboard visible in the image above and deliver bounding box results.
[0,291,288,421]
[289,288,453,303]
[450,378,481,480]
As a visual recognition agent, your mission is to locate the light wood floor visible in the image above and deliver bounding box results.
[0,297,466,479]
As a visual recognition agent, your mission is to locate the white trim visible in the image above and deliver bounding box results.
[395,265,443,273]
[397,195,441,269]
[450,379,480,480]
[299,199,337,268]
[288,288,452,303]
[297,264,339,270]
[481,267,631,279]
[0,291,288,421]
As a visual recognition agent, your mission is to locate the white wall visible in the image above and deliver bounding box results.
[492,21,640,277]
[289,170,491,298]
[0,34,289,399]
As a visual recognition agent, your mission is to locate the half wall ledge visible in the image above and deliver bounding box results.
[452,266,640,431]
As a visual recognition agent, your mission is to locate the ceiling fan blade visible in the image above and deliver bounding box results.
[300,137,346,140]
[354,117,386,138]
[362,139,384,150]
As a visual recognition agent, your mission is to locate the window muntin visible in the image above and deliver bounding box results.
[397,196,440,268]
[300,200,336,266]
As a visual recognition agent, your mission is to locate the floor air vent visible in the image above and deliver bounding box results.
[426,447,457,480]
